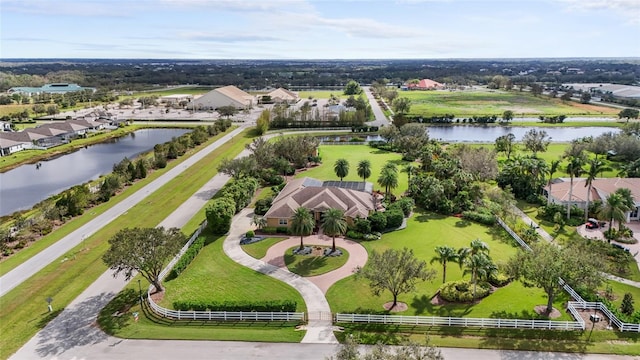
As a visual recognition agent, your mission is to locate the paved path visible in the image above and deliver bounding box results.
[260,234,368,294]
[223,209,337,344]
[363,86,390,127]
[0,125,246,297]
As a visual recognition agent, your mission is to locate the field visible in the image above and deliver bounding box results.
[298,91,345,100]
[403,89,619,117]
[326,212,572,320]
[296,145,414,196]
[0,104,31,117]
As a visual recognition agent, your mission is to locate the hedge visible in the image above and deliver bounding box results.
[168,236,206,279]
[172,300,297,312]
[461,210,496,226]
[439,280,492,303]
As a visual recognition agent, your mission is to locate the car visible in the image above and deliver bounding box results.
[585,218,606,229]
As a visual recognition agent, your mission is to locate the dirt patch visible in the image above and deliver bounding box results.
[534,305,561,319]
[150,290,164,303]
[383,301,408,312]
[576,309,612,330]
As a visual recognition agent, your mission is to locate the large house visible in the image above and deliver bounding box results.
[544,178,640,223]
[191,85,254,111]
[403,79,445,90]
[264,177,379,229]
[267,88,299,104]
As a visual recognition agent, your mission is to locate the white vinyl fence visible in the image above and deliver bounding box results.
[146,220,303,322]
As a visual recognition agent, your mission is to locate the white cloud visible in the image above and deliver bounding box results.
[178,32,282,43]
[560,0,640,24]
[0,0,136,16]
[158,0,312,12]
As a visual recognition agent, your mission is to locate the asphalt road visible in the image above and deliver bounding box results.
[363,86,390,127]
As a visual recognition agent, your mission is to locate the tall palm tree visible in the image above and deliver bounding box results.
[402,164,417,185]
[431,246,458,284]
[321,208,347,253]
[377,163,398,198]
[598,193,628,232]
[469,238,490,255]
[463,253,495,300]
[356,159,371,183]
[584,159,611,222]
[290,207,315,251]
[565,156,584,220]
[546,159,561,205]
[334,159,349,182]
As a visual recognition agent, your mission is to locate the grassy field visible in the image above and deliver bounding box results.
[298,91,345,100]
[403,89,619,117]
[241,237,287,259]
[326,212,572,320]
[0,104,31,117]
[284,247,349,277]
[160,234,306,312]
[297,145,413,196]
[0,129,255,359]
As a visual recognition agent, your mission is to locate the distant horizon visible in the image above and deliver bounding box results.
[1,0,639,59]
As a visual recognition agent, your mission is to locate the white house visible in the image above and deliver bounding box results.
[267,88,299,104]
[191,85,254,111]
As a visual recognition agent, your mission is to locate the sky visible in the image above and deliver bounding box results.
[1,0,639,59]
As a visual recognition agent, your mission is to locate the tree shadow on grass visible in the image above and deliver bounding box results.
[410,295,474,318]
[415,212,446,223]
[479,327,588,356]
[286,255,328,277]
[97,288,139,335]
[486,225,521,248]
[454,219,472,228]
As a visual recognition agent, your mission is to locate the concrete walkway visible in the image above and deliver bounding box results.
[222,209,337,344]
[260,234,368,294]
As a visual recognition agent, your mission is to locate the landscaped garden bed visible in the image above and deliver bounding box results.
[285,246,348,277]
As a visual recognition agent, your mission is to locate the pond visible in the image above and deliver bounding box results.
[319,126,620,143]
[0,128,190,217]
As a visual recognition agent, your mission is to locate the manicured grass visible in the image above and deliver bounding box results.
[160,234,306,312]
[600,280,640,309]
[0,128,254,359]
[0,128,230,276]
[298,91,344,100]
[241,237,287,259]
[284,246,349,277]
[337,325,640,355]
[327,212,572,320]
[99,283,304,343]
[403,89,619,118]
[297,145,413,195]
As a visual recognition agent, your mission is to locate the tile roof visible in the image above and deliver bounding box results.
[545,178,640,204]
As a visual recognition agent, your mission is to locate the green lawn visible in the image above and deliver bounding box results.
[402,89,619,118]
[284,246,349,277]
[327,212,570,320]
[297,145,413,195]
[99,281,304,343]
[0,128,254,359]
[600,281,640,309]
[241,237,287,259]
[160,235,306,312]
[298,91,344,100]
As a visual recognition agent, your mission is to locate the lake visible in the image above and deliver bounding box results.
[0,128,190,216]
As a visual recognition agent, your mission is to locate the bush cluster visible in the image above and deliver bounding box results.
[169,236,206,278]
[206,177,259,234]
[172,300,297,312]
[439,280,492,303]
[462,210,496,226]
[254,198,273,216]
[262,226,290,235]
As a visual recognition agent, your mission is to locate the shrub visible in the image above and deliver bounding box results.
[276,226,289,234]
[346,230,363,240]
[254,197,273,216]
[169,236,206,278]
[394,197,415,217]
[354,218,371,234]
[368,212,387,232]
[263,227,277,235]
[245,230,255,238]
[488,272,512,287]
[439,280,492,303]
[385,210,404,229]
[206,197,236,234]
[363,232,382,241]
[172,300,297,312]
[461,210,496,226]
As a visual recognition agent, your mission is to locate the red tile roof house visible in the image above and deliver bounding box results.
[404,79,445,90]
[543,178,640,223]
[264,177,380,229]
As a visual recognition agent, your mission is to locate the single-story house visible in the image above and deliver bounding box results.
[191,85,254,111]
[403,79,445,90]
[1,121,12,132]
[160,94,193,105]
[267,88,299,104]
[264,177,378,229]
[0,136,30,156]
[544,177,640,223]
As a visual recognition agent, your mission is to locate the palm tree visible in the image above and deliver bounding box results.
[290,207,315,251]
[469,238,490,255]
[402,164,417,185]
[565,156,584,220]
[251,215,267,230]
[356,159,371,183]
[377,163,398,198]
[584,159,611,222]
[546,159,561,205]
[334,159,349,181]
[463,253,495,300]
[431,246,458,283]
[598,193,629,232]
[321,208,347,253]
